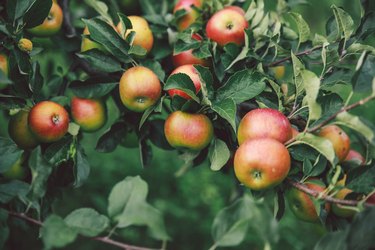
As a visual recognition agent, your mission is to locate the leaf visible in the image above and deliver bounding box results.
[211,99,237,133]
[290,133,338,166]
[141,60,165,82]
[225,30,250,71]
[23,0,52,28]
[300,70,322,121]
[347,207,375,249]
[289,12,311,45]
[0,180,30,204]
[75,145,91,187]
[164,73,200,102]
[64,208,109,237]
[6,0,34,22]
[194,65,214,105]
[30,62,44,96]
[0,137,23,173]
[69,79,117,98]
[139,139,153,168]
[209,138,230,171]
[0,208,9,249]
[291,51,305,98]
[96,122,127,153]
[331,5,355,42]
[41,215,78,249]
[107,176,170,240]
[0,94,26,109]
[84,0,112,22]
[44,136,73,165]
[77,50,123,73]
[314,230,348,250]
[346,166,375,193]
[302,158,313,175]
[215,70,266,104]
[347,43,375,56]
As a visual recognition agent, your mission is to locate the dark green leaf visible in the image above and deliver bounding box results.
[0,137,23,173]
[346,166,375,193]
[96,122,127,153]
[69,79,118,98]
[0,180,30,204]
[44,136,73,165]
[314,230,348,250]
[0,94,26,109]
[212,98,237,132]
[23,0,52,28]
[7,0,34,22]
[164,73,200,102]
[77,50,123,73]
[75,145,90,187]
[141,60,165,82]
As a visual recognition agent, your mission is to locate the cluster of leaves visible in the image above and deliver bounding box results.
[0,0,375,249]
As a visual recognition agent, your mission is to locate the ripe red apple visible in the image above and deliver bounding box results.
[237,108,292,145]
[172,34,209,67]
[287,179,329,223]
[8,110,39,149]
[164,111,213,151]
[119,66,161,112]
[28,101,69,143]
[173,0,203,31]
[234,138,291,190]
[318,125,350,162]
[168,64,202,99]
[344,149,365,165]
[206,8,249,47]
[224,6,245,16]
[71,97,107,132]
[0,53,9,90]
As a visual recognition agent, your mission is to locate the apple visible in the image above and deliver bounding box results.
[71,97,107,132]
[173,0,203,31]
[234,138,290,190]
[28,1,63,37]
[270,65,286,80]
[18,38,33,53]
[224,6,245,16]
[318,125,350,162]
[344,149,365,165]
[366,193,375,205]
[291,127,299,139]
[0,53,9,90]
[119,66,161,112]
[2,154,28,180]
[8,110,39,149]
[117,16,154,54]
[206,8,249,47]
[172,34,209,67]
[287,179,329,223]
[168,64,202,99]
[81,26,106,52]
[164,111,213,151]
[237,108,292,145]
[332,188,356,218]
[28,101,69,143]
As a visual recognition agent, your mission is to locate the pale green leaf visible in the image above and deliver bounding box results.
[209,139,230,171]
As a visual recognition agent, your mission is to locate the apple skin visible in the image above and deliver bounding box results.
[344,149,365,165]
[2,154,28,180]
[81,26,106,52]
[270,65,286,80]
[71,97,107,132]
[366,193,375,205]
[224,6,245,16]
[206,8,249,47]
[173,0,203,31]
[119,66,161,112]
[291,127,299,139]
[117,16,154,54]
[18,38,33,53]
[28,101,69,143]
[318,125,350,162]
[332,188,356,218]
[237,108,292,145]
[234,138,290,190]
[0,53,9,90]
[168,64,202,99]
[28,2,63,37]
[164,111,213,151]
[8,110,40,149]
[172,34,209,67]
[287,179,329,223]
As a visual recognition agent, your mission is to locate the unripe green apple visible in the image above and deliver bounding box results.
[173,0,203,31]
[172,34,209,67]
[206,8,249,47]
[2,154,28,180]
[318,125,350,162]
[287,179,329,223]
[117,16,154,54]
[237,108,292,145]
[8,110,39,149]
[168,64,202,99]
[119,66,161,112]
[344,149,365,165]
[28,1,63,37]
[71,97,107,132]
[0,53,9,90]
[164,111,213,151]
[234,138,291,190]
[28,101,69,143]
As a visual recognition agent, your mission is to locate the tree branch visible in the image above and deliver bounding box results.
[266,45,323,67]
[7,211,160,250]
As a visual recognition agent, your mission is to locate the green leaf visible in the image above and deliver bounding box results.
[23,0,52,28]
[44,136,73,165]
[314,230,348,250]
[209,138,230,171]
[289,12,311,45]
[291,51,305,99]
[77,50,123,73]
[107,176,170,240]
[0,94,26,109]
[96,122,127,153]
[164,73,200,102]
[0,180,30,204]
[347,207,375,249]
[0,208,9,249]
[41,215,78,249]
[347,43,375,56]
[64,208,109,237]
[346,165,375,193]
[6,0,34,23]
[211,98,237,133]
[290,133,338,166]
[69,79,117,98]
[335,112,375,145]
[215,70,266,104]
[302,158,313,175]
[139,96,164,129]
[194,65,214,106]
[0,137,23,173]
[300,70,322,121]
[141,60,165,82]
[331,5,355,42]
[75,145,90,187]
[225,30,250,71]
[84,0,112,22]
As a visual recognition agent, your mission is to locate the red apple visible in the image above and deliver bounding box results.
[168,64,202,99]
[206,8,249,47]
[172,34,209,67]
[291,127,299,139]
[237,108,292,145]
[224,6,245,16]
[28,101,69,142]
[173,0,203,31]
[71,97,107,132]
[164,111,213,151]
[344,149,365,165]
[318,125,350,162]
[8,110,39,149]
[234,138,291,190]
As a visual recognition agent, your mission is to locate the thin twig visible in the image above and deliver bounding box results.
[266,45,323,67]
[7,211,160,250]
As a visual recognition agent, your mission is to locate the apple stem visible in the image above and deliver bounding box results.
[6,211,162,250]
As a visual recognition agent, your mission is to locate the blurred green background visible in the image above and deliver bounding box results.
[1,0,374,249]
